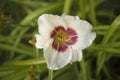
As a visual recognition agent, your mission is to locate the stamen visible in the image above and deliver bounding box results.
[70,35,78,38]
[51,26,77,52]
[56,42,59,52]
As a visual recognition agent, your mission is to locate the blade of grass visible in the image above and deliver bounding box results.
[0,34,34,42]
[103,65,114,80]
[20,2,63,25]
[35,48,40,80]
[88,0,97,25]
[10,58,46,66]
[8,40,35,52]
[3,68,28,80]
[63,0,72,14]
[0,71,14,77]
[11,0,48,8]
[0,43,34,56]
[10,27,29,59]
[88,45,120,55]
[79,0,86,19]
[0,66,28,71]
[97,15,120,75]
[93,25,110,30]
[79,58,87,80]
[101,42,120,47]
[53,65,72,79]
[86,62,92,80]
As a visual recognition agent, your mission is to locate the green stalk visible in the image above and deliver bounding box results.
[0,43,33,56]
[63,0,72,14]
[79,0,86,19]
[35,49,40,80]
[49,69,53,80]
[88,0,97,25]
[80,58,87,80]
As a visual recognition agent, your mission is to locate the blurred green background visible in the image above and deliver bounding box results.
[0,0,120,80]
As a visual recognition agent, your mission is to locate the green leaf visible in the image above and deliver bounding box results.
[10,58,46,66]
[0,43,34,56]
[20,2,63,25]
[97,15,120,75]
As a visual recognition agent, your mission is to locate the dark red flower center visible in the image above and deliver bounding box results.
[50,26,78,52]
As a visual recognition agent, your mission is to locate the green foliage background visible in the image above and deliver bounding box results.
[0,0,120,80]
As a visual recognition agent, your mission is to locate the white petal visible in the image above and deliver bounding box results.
[44,39,72,70]
[62,14,93,33]
[73,32,96,50]
[70,47,82,62]
[38,14,68,38]
[35,34,48,49]
[38,15,53,38]
[62,15,96,49]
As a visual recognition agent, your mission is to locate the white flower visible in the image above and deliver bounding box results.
[35,14,96,70]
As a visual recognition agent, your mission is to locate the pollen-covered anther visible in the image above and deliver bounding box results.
[55,30,70,45]
[51,26,78,52]
[29,38,36,45]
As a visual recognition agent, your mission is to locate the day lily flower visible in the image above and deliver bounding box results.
[35,14,96,70]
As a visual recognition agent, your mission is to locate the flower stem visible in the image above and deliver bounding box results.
[36,48,40,80]
[79,0,86,19]
[63,0,72,14]
[88,0,97,25]
[49,69,53,80]
[80,59,87,80]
